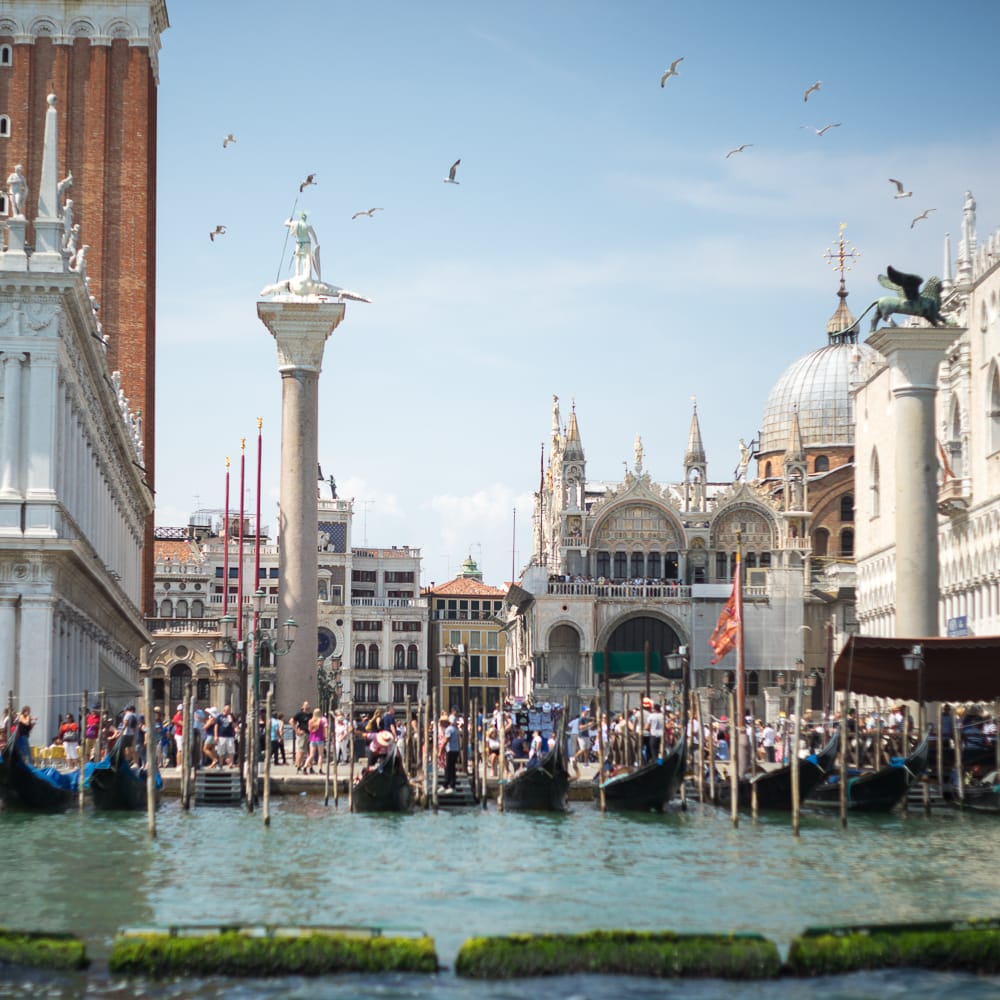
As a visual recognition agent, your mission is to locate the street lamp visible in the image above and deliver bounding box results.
[902,644,925,734]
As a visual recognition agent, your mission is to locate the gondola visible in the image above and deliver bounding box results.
[716,728,839,811]
[352,743,414,813]
[807,734,929,813]
[960,775,1000,814]
[86,739,161,811]
[502,732,571,811]
[0,725,78,812]
[595,733,687,813]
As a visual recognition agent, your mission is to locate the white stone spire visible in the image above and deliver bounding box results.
[31,95,68,271]
[941,232,953,296]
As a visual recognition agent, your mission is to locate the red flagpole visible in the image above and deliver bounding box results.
[223,457,230,616]
[254,418,263,599]
[734,535,746,771]
[237,438,246,644]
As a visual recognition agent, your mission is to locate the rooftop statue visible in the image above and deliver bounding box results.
[839,265,953,335]
[259,210,371,303]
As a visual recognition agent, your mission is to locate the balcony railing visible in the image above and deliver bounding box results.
[546,581,693,600]
[352,597,422,608]
[430,609,502,621]
[146,618,220,634]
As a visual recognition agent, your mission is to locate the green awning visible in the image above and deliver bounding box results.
[593,651,664,676]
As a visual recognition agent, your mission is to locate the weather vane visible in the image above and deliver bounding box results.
[823,222,861,288]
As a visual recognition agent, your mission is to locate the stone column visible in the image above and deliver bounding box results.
[868,326,963,637]
[0,352,25,514]
[257,299,345,714]
[0,594,17,704]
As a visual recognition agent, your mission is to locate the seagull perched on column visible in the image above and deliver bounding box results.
[299,173,317,193]
[803,81,822,102]
[222,133,236,148]
[660,57,684,87]
[889,178,912,198]
[444,159,461,184]
[209,225,226,242]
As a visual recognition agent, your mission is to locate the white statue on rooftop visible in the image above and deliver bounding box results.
[259,210,372,303]
[6,164,27,217]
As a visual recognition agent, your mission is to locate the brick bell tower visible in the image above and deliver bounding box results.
[0,1,169,612]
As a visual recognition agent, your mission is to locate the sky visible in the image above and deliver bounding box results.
[154,0,1000,588]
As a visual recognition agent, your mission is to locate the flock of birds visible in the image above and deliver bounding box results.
[207,137,463,243]
[660,61,937,230]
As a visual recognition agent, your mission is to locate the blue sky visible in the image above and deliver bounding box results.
[155,0,1000,587]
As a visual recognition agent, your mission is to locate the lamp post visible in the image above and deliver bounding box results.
[902,643,925,730]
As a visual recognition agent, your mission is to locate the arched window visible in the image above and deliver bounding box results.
[764,461,772,479]
[813,528,829,557]
[368,643,380,668]
[840,528,854,557]
[989,363,1000,454]
[190,599,204,619]
[760,552,772,568]
[169,663,191,704]
[840,494,854,522]
[715,552,729,579]
[394,644,405,667]
[745,552,758,568]
[814,455,830,473]
[0,45,11,66]
[174,599,188,618]
[747,671,759,697]
[595,551,610,578]
[630,552,644,578]
[407,644,418,669]
[159,599,173,618]
[647,551,661,579]
[870,449,880,517]
[0,115,9,138]
[613,552,627,579]
[354,644,366,669]
[949,397,963,479]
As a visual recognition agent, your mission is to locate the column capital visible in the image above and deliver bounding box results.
[867,326,964,388]
[256,299,345,372]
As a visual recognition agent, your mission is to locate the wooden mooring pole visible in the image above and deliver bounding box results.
[144,676,157,837]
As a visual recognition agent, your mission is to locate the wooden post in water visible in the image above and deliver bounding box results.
[97,689,107,761]
[694,691,705,804]
[78,688,88,812]
[900,708,910,816]
[420,699,428,808]
[263,690,273,825]
[955,708,964,806]
[497,708,505,813]
[471,697,479,803]
[347,702,356,813]
[481,700,488,811]
[791,677,802,838]
[595,690,606,814]
[706,694,716,804]
[332,705,340,809]
[181,685,192,811]
[728,690,739,828]
[875,703,883,770]
[936,703,944,798]
[430,690,439,811]
[839,691,848,830]
[323,698,332,806]
[144,676,157,837]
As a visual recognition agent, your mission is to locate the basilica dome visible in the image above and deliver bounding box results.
[758,290,881,455]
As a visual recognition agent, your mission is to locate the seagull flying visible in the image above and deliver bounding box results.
[801,123,841,136]
[299,173,317,193]
[725,143,753,158]
[209,225,226,242]
[222,133,236,148]
[660,57,684,87]
[444,159,461,184]
[910,208,936,229]
[351,207,383,219]
[803,81,822,102]
[889,178,912,199]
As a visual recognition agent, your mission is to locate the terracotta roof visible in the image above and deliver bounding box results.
[424,576,506,597]
[154,539,203,563]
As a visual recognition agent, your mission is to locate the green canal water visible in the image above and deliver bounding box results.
[1,797,999,998]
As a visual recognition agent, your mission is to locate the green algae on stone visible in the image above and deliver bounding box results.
[108,928,438,977]
[0,928,88,970]
[788,918,1000,976]
[455,929,781,979]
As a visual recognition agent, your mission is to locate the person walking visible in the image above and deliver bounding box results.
[442,714,460,792]
[293,701,311,772]
[306,707,327,773]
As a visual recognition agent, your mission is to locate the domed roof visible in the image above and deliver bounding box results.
[759,340,881,455]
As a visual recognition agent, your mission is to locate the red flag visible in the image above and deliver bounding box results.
[937,438,954,483]
[709,557,742,664]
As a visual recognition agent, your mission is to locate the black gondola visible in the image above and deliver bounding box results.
[502,732,571,811]
[716,728,839,811]
[595,733,687,812]
[0,725,78,812]
[86,739,161,811]
[352,744,414,813]
[960,776,1000,814]
[807,734,929,813]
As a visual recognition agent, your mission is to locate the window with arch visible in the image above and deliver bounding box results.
[745,552,758,568]
[813,527,829,557]
[368,643,380,669]
[196,677,210,701]
[990,363,1000,454]
[747,671,759,697]
[613,552,627,579]
[394,644,405,667]
[870,449,880,517]
[190,599,204,619]
[595,551,610,578]
[715,551,729,579]
[647,551,661,579]
[174,599,188,618]
[840,528,854,557]
[0,45,11,66]
[169,663,191,704]
[0,115,9,139]
[764,461,772,479]
[407,644,418,669]
[840,494,854,522]
[354,644,366,669]
[948,397,963,479]
[630,552,644,578]
[0,192,6,215]
[159,599,173,618]
[814,455,830,473]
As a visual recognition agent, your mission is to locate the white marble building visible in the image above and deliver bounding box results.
[854,191,1000,637]
[0,96,151,739]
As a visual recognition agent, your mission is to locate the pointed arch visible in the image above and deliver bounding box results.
[989,361,1000,455]
[870,448,880,518]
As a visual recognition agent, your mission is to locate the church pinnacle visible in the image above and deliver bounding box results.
[823,223,860,344]
[684,397,706,467]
